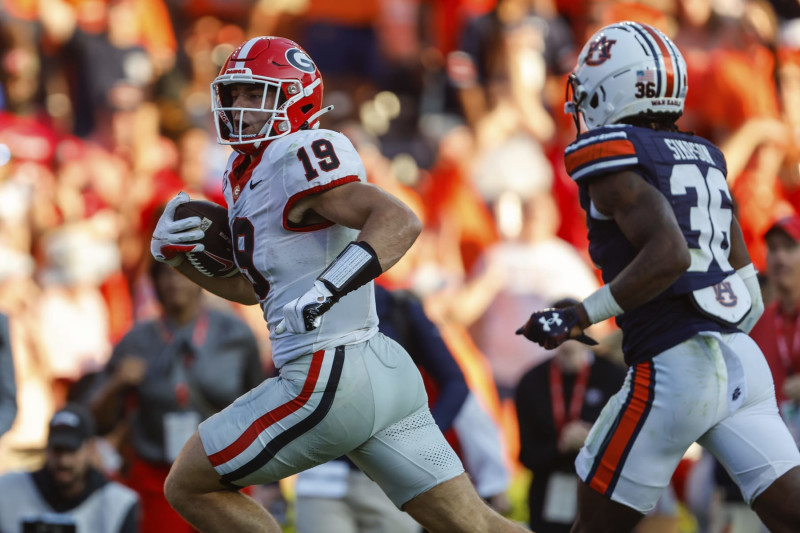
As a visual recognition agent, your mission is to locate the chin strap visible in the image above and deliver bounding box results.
[301,105,334,130]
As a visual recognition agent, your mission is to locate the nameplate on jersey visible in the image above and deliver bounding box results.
[690,272,751,327]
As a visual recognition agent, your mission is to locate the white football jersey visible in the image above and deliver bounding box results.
[221,129,378,368]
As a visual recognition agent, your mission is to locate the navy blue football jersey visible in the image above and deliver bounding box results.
[565,124,738,365]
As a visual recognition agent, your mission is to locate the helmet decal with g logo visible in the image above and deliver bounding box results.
[286,48,316,73]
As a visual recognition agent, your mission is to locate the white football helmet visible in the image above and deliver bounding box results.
[565,21,688,132]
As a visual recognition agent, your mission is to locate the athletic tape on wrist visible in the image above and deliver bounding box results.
[582,285,624,324]
[736,263,757,282]
[737,263,761,301]
[318,241,383,298]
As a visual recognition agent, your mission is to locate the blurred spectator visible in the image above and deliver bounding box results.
[515,297,626,532]
[37,224,118,407]
[0,245,53,474]
[40,0,173,138]
[288,0,386,124]
[0,312,17,438]
[706,0,792,270]
[449,0,567,146]
[0,21,45,118]
[0,403,140,533]
[751,215,800,444]
[672,0,739,139]
[447,189,601,398]
[89,259,264,533]
[415,124,499,276]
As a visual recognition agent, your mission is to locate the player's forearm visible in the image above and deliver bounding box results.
[175,262,259,305]
[728,217,752,270]
[579,236,689,329]
[608,238,689,309]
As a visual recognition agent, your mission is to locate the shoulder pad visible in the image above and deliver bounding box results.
[565,125,639,181]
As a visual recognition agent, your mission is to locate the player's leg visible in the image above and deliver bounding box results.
[347,469,421,533]
[702,333,800,533]
[571,480,644,533]
[572,337,730,533]
[348,334,527,532]
[164,432,281,533]
[751,466,800,533]
[166,346,373,532]
[402,473,526,533]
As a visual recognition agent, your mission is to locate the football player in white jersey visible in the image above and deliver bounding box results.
[150,36,527,533]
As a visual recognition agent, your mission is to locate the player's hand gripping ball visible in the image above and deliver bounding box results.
[150,192,204,266]
[173,199,239,277]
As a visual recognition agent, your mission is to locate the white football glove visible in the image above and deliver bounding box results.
[150,192,206,266]
[274,281,335,334]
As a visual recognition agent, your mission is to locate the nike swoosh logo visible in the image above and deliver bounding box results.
[250,179,263,190]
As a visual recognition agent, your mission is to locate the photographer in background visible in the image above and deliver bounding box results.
[0,403,139,532]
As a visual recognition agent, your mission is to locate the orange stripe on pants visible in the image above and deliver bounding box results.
[589,362,653,495]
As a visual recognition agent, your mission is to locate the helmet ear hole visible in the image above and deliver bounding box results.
[589,93,599,109]
[300,103,313,113]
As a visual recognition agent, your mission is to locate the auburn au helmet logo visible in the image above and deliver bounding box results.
[585,36,617,66]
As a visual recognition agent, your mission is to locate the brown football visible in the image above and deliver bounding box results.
[173,200,238,277]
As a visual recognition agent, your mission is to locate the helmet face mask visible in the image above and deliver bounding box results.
[211,37,330,154]
[564,21,688,133]
[212,78,293,145]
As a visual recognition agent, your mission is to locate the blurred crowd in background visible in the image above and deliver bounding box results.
[2,0,800,530]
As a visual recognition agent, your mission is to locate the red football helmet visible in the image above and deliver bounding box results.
[211,37,331,154]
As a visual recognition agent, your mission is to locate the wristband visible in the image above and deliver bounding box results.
[582,285,624,324]
[736,263,757,283]
[737,263,760,303]
[736,263,764,333]
[318,241,383,300]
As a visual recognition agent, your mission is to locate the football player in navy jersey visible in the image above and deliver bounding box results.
[517,21,800,533]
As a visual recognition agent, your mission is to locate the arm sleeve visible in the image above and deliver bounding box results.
[0,314,17,437]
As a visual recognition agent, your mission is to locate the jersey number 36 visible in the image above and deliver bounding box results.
[670,164,733,274]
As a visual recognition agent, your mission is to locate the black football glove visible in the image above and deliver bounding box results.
[515,307,597,349]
